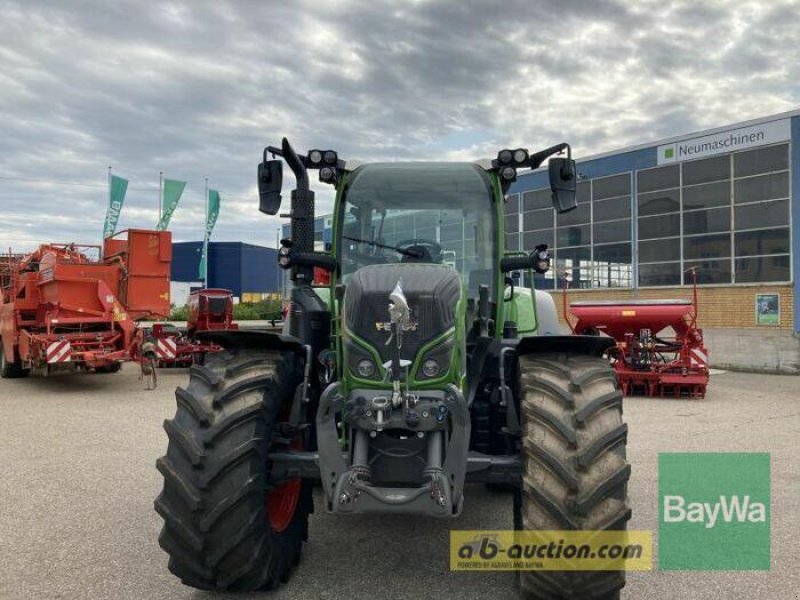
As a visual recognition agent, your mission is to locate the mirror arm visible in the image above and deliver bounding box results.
[265,146,282,160]
[529,142,571,170]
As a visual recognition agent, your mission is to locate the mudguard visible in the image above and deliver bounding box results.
[516,334,615,357]
[195,330,305,356]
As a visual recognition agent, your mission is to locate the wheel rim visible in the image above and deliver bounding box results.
[266,478,302,533]
[266,430,302,533]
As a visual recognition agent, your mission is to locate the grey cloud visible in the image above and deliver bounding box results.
[0,0,797,252]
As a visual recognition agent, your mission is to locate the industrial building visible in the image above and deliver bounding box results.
[170,241,279,305]
[507,110,798,373]
[303,110,798,372]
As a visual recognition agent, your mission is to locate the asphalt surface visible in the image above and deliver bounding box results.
[1,368,798,600]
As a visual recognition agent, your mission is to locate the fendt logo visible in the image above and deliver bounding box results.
[658,453,770,570]
[663,495,766,529]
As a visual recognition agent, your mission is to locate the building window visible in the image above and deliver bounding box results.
[637,163,684,286]
[636,142,790,286]
[513,141,791,290]
[513,175,632,289]
[731,143,791,283]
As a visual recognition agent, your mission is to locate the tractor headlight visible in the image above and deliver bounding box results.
[501,166,516,180]
[421,358,440,378]
[356,358,376,378]
[498,149,513,164]
[323,150,337,165]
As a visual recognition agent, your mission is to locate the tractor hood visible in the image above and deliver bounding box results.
[343,264,462,365]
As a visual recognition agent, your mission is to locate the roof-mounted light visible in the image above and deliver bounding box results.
[319,166,337,184]
[307,149,323,166]
[512,148,529,164]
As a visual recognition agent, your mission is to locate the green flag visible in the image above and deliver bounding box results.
[199,189,221,280]
[103,174,128,238]
[206,189,221,235]
[157,178,187,231]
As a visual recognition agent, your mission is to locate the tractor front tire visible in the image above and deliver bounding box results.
[515,353,630,600]
[1,347,29,379]
[155,347,310,591]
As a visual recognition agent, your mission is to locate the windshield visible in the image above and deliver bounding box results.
[337,163,497,300]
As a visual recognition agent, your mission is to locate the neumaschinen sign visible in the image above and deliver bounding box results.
[657,118,790,165]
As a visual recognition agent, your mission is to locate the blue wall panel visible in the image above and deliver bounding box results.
[171,242,203,282]
[208,243,243,294]
[511,147,656,194]
[241,244,279,293]
[172,242,280,296]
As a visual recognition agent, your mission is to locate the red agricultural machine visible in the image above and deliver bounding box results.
[145,288,237,367]
[565,275,709,398]
[0,229,171,378]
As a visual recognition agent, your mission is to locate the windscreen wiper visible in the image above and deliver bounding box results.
[343,236,423,258]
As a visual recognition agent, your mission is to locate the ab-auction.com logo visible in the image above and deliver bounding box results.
[450,530,652,571]
[658,453,770,570]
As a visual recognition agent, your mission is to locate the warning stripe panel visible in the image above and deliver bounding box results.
[47,340,72,363]
[156,338,178,360]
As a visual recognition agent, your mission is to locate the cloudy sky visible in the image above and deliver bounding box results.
[1,0,798,252]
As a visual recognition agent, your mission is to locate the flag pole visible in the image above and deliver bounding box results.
[158,171,163,224]
[103,165,111,256]
[204,176,209,288]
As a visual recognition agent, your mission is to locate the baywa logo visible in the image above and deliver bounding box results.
[658,453,770,570]
[663,494,766,529]
[663,146,675,160]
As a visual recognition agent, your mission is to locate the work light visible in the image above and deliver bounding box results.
[278,240,293,269]
[532,244,550,274]
[319,166,336,183]
[513,148,529,164]
[308,150,323,166]
[501,166,516,180]
[498,149,513,164]
[323,150,337,165]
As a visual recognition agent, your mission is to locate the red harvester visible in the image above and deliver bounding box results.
[565,280,709,398]
[0,229,171,377]
[146,289,237,367]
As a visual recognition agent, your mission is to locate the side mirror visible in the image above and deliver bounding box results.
[258,159,283,215]
[548,157,577,213]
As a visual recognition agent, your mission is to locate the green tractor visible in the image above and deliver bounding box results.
[155,139,630,599]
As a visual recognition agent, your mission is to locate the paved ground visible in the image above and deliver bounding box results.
[1,368,797,600]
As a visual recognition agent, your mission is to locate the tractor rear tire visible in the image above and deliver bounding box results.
[1,347,29,379]
[515,353,630,600]
[155,347,310,591]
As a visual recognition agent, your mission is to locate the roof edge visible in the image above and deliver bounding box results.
[519,107,800,178]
